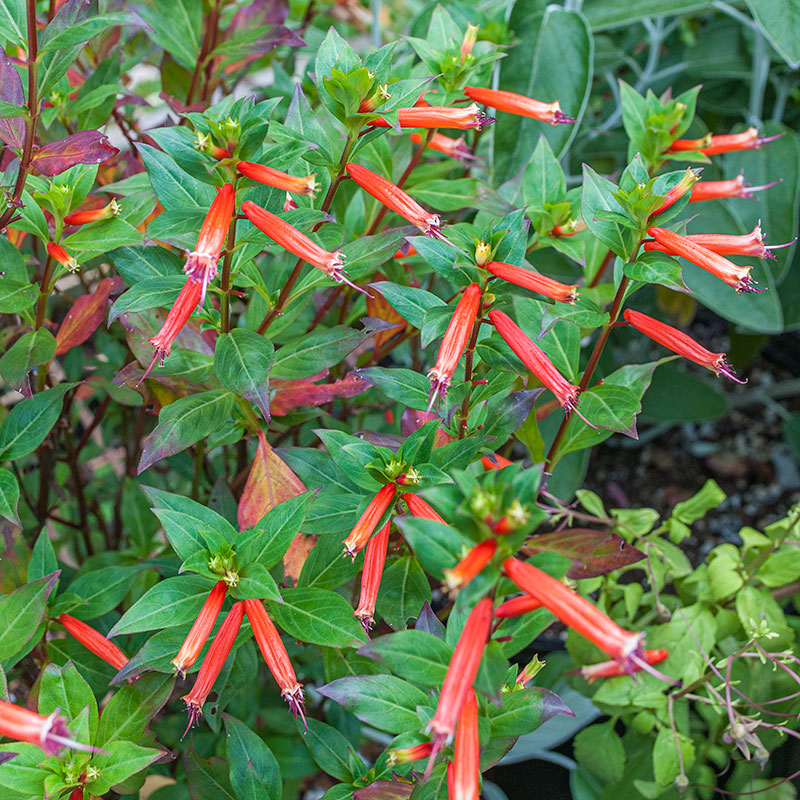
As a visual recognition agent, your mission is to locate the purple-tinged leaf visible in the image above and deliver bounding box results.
[31,130,119,177]
[414,602,445,640]
[229,0,288,29]
[524,529,645,579]
[533,687,576,723]
[354,781,414,800]
[0,753,17,765]
[487,686,574,737]
[0,57,25,149]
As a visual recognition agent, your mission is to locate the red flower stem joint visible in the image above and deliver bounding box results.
[59,614,128,673]
[488,309,595,428]
[0,700,94,755]
[241,200,366,294]
[236,162,318,197]
[182,601,245,736]
[243,599,306,726]
[425,597,493,776]
[647,226,763,294]
[487,261,578,304]
[448,688,480,800]
[171,581,227,677]
[464,86,576,125]
[367,104,494,130]
[354,519,391,630]
[342,482,398,559]
[623,309,746,383]
[346,162,452,243]
[427,282,482,409]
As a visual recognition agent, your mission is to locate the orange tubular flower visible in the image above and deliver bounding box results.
[342,482,398,559]
[488,309,593,426]
[495,594,543,619]
[481,453,514,470]
[236,162,318,197]
[47,242,78,272]
[689,174,780,202]
[643,225,796,261]
[0,700,90,755]
[389,742,434,765]
[444,540,497,595]
[669,127,783,155]
[183,183,235,307]
[346,162,450,242]
[64,199,120,226]
[487,261,578,304]
[410,132,477,163]
[464,86,575,126]
[460,23,479,61]
[623,309,745,384]
[182,601,245,733]
[140,277,203,382]
[426,597,493,768]
[551,219,587,237]
[171,581,227,677]
[59,614,128,673]
[503,558,644,671]
[580,649,669,683]
[448,688,480,800]
[354,519,391,630]
[428,283,482,408]
[650,168,701,217]
[647,226,762,293]
[404,492,447,524]
[243,599,306,725]
[367,103,494,131]
[241,200,364,293]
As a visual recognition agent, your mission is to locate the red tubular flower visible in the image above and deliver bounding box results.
[241,200,364,293]
[444,540,497,595]
[389,742,434,765]
[353,519,391,630]
[669,127,783,155]
[623,308,745,383]
[0,700,90,755]
[645,225,794,261]
[182,601,245,733]
[171,581,227,677]
[342,483,398,558]
[464,86,575,125]
[236,162,318,197]
[448,688,480,800]
[243,599,306,725]
[428,283,482,408]
[346,162,450,241]
[410,132,478,163]
[64,199,120,226]
[359,84,392,113]
[460,23,479,61]
[487,261,578,304]
[488,309,592,425]
[551,219,586,237]
[480,453,514,471]
[404,492,447,524]
[426,597,493,769]
[689,175,780,202]
[503,558,644,670]
[59,614,128,673]
[183,183,235,307]
[647,225,762,293]
[650,168,701,217]
[140,277,203,382]
[580,649,669,683]
[367,104,494,131]
[47,242,78,272]
[495,594,543,618]
[194,132,230,160]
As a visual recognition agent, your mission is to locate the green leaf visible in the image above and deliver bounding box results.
[372,281,445,330]
[268,587,367,648]
[583,0,710,30]
[671,479,725,525]
[232,562,281,601]
[109,246,184,284]
[759,550,800,588]
[0,383,74,460]
[87,740,161,795]
[139,144,215,210]
[581,165,635,260]
[488,687,572,737]
[652,727,695,786]
[271,326,368,380]
[523,135,567,208]
[108,575,215,636]
[358,630,452,687]
[394,517,468,580]
[39,11,133,52]
[746,0,800,68]
[0,468,20,526]
[136,0,201,70]
[301,718,362,783]
[375,556,432,630]
[407,179,480,212]
[355,367,432,411]
[138,390,235,473]
[0,0,25,46]
[39,661,97,739]
[625,251,688,293]
[62,217,143,253]
[108,275,186,324]
[0,280,37,313]
[185,747,237,800]
[224,714,281,800]
[298,535,360,590]
[574,721,625,784]
[0,743,49,795]
[0,329,56,387]
[95,673,174,746]
[0,572,58,662]
[317,674,427,733]
[214,329,274,421]
[66,565,140,620]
